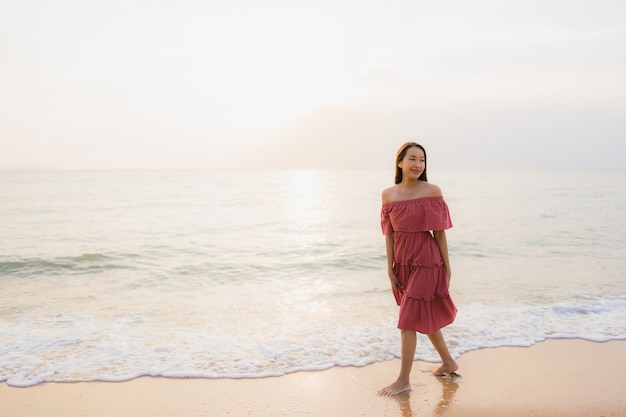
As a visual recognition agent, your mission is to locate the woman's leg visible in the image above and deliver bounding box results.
[378,329,416,396]
[427,330,458,376]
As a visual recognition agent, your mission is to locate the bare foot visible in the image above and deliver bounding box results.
[433,360,459,377]
[378,380,412,396]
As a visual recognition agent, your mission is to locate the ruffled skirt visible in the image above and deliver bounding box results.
[392,262,457,334]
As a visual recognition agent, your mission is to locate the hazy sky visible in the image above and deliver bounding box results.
[1,0,625,170]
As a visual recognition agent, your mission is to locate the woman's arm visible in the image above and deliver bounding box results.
[385,233,401,292]
[433,230,452,288]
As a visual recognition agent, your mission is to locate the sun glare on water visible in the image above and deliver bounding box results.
[287,171,328,226]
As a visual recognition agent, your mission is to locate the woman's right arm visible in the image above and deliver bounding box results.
[382,187,400,291]
[386,233,401,292]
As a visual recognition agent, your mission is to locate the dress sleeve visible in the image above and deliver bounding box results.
[380,205,393,235]
[427,199,453,231]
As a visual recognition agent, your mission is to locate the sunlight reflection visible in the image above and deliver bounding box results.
[288,170,323,216]
[286,170,330,235]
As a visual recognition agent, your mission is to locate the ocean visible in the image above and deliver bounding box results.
[1,169,625,387]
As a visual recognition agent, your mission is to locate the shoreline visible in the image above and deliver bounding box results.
[2,339,625,417]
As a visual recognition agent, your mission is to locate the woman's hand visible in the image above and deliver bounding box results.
[388,270,402,292]
[446,269,452,289]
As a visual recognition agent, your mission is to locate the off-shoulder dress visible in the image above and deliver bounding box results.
[380,196,457,334]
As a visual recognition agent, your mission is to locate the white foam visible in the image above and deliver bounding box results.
[1,294,624,387]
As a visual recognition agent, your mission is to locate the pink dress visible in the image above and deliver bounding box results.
[381,196,457,334]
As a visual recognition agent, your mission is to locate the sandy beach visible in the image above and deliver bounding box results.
[2,339,624,417]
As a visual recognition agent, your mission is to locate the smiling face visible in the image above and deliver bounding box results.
[395,143,428,184]
[399,147,426,181]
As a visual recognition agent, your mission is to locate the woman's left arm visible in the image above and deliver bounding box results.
[433,230,452,288]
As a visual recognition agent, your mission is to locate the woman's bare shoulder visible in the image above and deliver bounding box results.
[381,185,399,203]
[424,182,443,197]
[382,182,442,202]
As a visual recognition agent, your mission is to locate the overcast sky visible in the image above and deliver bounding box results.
[1,0,625,170]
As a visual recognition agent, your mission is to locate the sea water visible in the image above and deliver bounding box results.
[1,169,625,387]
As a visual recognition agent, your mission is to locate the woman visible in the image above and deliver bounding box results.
[378,142,458,396]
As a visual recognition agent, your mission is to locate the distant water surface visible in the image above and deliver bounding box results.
[1,169,624,387]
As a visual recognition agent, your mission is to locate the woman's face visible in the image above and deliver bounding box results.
[398,146,426,180]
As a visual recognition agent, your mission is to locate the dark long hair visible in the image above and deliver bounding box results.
[394,142,428,184]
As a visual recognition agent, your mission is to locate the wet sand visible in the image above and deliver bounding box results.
[2,339,624,417]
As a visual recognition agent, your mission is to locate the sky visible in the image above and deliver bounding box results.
[1,0,625,171]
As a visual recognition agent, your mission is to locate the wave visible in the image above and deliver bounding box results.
[0,246,386,285]
[0,253,139,278]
